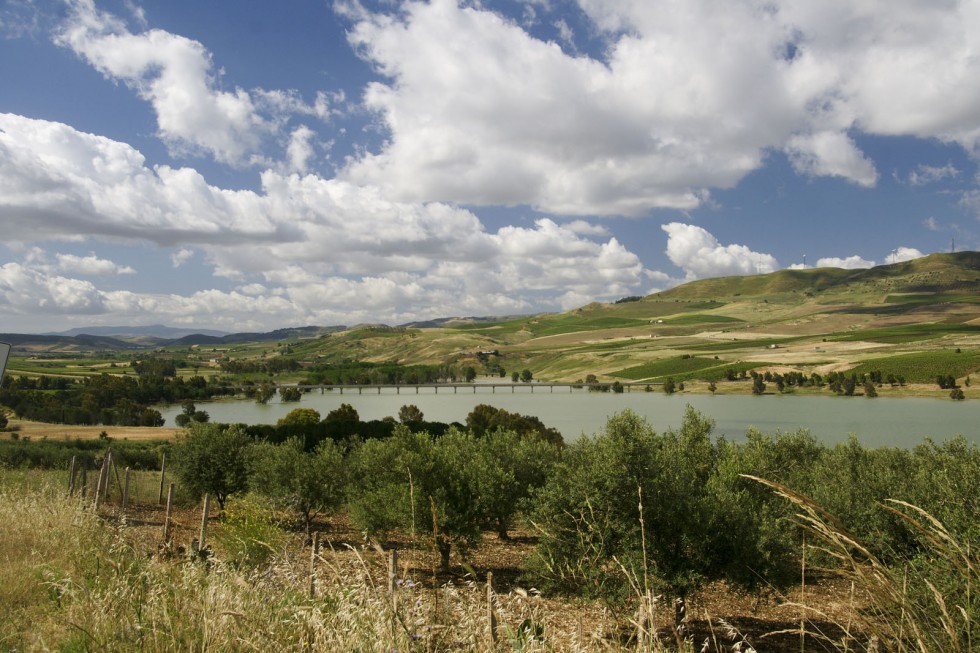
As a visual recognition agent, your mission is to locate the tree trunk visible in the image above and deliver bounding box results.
[496,518,510,541]
[437,537,451,574]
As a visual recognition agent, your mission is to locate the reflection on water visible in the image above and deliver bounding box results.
[158,386,980,447]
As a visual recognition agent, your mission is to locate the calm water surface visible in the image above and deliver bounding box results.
[159,386,980,447]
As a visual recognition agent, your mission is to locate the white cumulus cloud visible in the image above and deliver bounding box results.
[885,247,924,264]
[815,255,876,269]
[661,223,779,280]
[56,253,135,276]
[0,113,660,330]
[786,132,879,187]
[337,0,980,215]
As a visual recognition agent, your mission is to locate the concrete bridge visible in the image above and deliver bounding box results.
[288,381,661,394]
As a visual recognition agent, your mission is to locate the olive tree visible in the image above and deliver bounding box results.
[472,428,561,539]
[173,422,252,510]
[348,427,482,573]
[249,437,346,538]
[528,408,791,609]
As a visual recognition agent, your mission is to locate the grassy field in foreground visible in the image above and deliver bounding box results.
[2,460,976,653]
[0,474,849,653]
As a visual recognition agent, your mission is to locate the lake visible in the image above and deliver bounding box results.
[158,386,980,447]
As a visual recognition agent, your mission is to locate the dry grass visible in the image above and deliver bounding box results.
[1,473,883,653]
[744,475,977,653]
[2,418,180,441]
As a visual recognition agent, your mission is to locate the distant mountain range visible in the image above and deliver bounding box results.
[1,325,346,352]
[47,325,229,339]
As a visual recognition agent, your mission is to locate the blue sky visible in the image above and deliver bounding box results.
[2,0,979,333]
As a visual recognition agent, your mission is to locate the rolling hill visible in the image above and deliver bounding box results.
[4,252,980,386]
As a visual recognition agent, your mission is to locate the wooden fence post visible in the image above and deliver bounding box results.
[67,456,77,497]
[122,467,130,512]
[199,494,211,551]
[80,458,88,498]
[162,482,175,544]
[101,450,112,501]
[112,454,124,499]
[309,531,320,598]
[158,453,167,504]
[93,454,108,512]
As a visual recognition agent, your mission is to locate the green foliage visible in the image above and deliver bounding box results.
[348,428,483,571]
[522,316,651,337]
[0,437,165,470]
[528,408,795,602]
[324,402,359,423]
[464,404,562,445]
[470,428,561,538]
[279,386,302,402]
[276,407,321,427]
[132,357,178,378]
[253,383,276,405]
[847,350,980,383]
[173,422,252,510]
[661,313,744,325]
[613,355,718,381]
[248,437,347,535]
[302,361,466,385]
[829,323,980,344]
[397,404,424,423]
